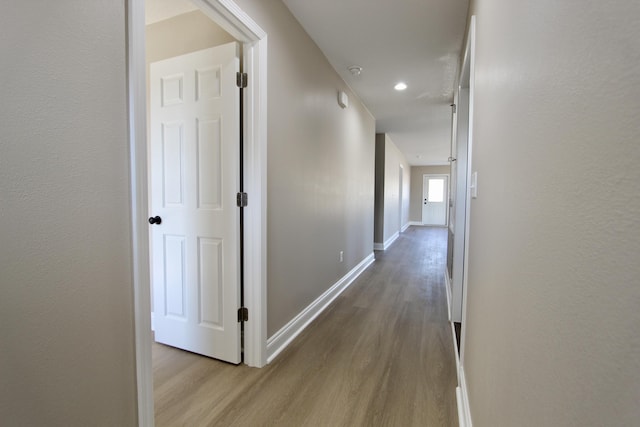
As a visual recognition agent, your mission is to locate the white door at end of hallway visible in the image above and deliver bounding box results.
[422,175,449,226]
[149,42,241,364]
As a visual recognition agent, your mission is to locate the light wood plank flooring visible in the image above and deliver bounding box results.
[153,226,457,426]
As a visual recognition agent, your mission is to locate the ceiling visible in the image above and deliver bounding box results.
[146,0,470,166]
[282,0,469,165]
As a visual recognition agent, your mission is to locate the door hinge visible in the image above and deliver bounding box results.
[450,103,456,113]
[238,307,248,322]
[236,192,248,207]
[236,72,248,88]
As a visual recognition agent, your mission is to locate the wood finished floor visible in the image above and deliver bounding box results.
[153,226,457,426]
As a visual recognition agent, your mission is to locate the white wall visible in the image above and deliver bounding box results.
[234,0,376,337]
[461,0,640,425]
[0,3,137,425]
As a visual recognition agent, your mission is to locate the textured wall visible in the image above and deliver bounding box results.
[462,0,640,425]
[409,165,451,222]
[0,3,136,425]
[234,0,376,337]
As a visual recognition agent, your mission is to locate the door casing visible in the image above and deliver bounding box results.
[126,1,268,425]
[450,20,476,415]
[451,87,469,324]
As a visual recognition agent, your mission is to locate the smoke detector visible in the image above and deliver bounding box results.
[348,65,362,76]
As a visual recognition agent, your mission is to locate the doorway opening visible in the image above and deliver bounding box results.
[127,0,267,424]
[148,16,243,364]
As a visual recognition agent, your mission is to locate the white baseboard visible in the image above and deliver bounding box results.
[456,367,473,427]
[446,267,463,415]
[401,222,411,232]
[448,284,460,386]
[444,269,452,322]
[266,253,375,363]
[384,231,399,249]
[410,221,449,228]
[373,232,400,251]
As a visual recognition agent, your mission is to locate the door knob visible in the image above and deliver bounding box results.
[148,216,162,225]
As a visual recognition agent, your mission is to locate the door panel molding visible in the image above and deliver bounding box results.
[150,43,241,363]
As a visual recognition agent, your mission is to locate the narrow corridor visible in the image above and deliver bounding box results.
[153,226,457,426]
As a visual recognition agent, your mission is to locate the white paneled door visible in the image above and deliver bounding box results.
[422,174,449,226]
[149,43,241,363]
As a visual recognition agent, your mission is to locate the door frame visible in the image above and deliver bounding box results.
[127,1,268,425]
[459,15,476,367]
[453,16,476,427]
[451,86,469,324]
[422,174,450,226]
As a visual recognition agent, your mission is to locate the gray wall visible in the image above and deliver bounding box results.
[374,134,386,243]
[374,134,410,245]
[0,3,136,426]
[462,0,640,425]
[234,0,376,337]
[409,165,450,222]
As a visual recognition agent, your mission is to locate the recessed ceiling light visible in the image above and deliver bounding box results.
[394,82,407,91]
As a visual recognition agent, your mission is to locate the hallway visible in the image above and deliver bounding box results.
[153,226,457,426]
